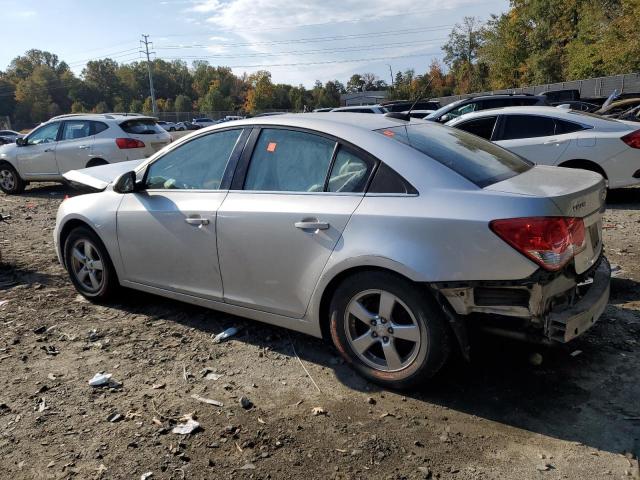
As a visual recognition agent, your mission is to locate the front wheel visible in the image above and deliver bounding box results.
[329,271,450,389]
[64,227,118,301]
[0,163,26,194]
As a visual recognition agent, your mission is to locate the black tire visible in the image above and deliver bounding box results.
[0,162,26,194]
[64,227,119,301]
[329,271,450,389]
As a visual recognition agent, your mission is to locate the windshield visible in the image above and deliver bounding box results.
[376,123,532,187]
[425,99,466,120]
[120,119,164,135]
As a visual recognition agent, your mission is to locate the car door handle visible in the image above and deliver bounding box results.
[44,148,54,152]
[295,220,329,230]
[185,217,210,226]
[543,138,563,145]
[78,145,90,150]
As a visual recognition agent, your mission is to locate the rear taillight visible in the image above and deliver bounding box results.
[116,138,145,149]
[490,217,586,271]
[621,130,640,149]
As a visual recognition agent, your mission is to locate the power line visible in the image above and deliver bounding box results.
[156,38,449,60]
[150,51,443,70]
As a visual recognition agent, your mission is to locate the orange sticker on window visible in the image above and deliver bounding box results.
[382,130,395,137]
[267,142,277,152]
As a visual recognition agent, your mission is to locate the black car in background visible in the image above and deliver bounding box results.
[0,130,22,145]
[425,94,548,123]
[382,100,442,112]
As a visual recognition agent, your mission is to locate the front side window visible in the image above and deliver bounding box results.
[455,116,497,140]
[61,120,92,141]
[244,129,335,192]
[145,129,242,190]
[377,123,531,187]
[327,147,373,193]
[501,115,555,140]
[27,122,60,145]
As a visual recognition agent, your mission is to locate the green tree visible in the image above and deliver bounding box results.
[174,94,192,112]
[129,99,143,113]
[442,16,488,93]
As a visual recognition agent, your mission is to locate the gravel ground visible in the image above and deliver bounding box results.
[0,183,639,480]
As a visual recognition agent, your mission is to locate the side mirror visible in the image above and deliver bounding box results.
[113,171,137,194]
[440,114,451,123]
[16,137,26,146]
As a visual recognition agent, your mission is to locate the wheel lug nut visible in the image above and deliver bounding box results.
[371,332,378,338]
[380,318,386,324]
[388,327,393,334]
[382,336,389,342]
[370,320,377,326]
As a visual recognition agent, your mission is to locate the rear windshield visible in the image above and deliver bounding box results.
[120,119,164,134]
[376,124,532,187]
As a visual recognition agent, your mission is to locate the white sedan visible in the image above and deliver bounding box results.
[446,106,640,189]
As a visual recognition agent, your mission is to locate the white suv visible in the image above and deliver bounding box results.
[0,113,172,194]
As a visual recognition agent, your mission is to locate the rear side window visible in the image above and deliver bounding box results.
[454,116,497,140]
[327,147,373,193]
[244,129,336,192]
[61,120,91,141]
[377,123,531,187]
[555,119,588,135]
[369,163,417,194]
[120,119,163,135]
[92,122,108,135]
[500,115,555,140]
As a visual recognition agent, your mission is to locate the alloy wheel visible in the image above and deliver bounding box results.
[344,289,422,372]
[0,168,16,191]
[70,239,105,293]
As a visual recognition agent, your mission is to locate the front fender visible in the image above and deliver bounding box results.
[55,191,124,278]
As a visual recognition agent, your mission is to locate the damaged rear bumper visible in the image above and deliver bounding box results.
[436,256,611,344]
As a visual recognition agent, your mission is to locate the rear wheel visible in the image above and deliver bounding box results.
[329,271,450,389]
[64,227,118,301]
[0,163,26,194]
[86,158,108,168]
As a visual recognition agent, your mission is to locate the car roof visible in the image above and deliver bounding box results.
[49,113,154,122]
[447,106,632,130]
[213,112,419,131]
[331,105,382,111]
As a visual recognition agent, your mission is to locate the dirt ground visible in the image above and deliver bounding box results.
[0,183,639,480]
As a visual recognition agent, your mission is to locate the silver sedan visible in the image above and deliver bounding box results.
[54,113,610,389]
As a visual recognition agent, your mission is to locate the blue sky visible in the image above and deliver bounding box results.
[0,0,509,87]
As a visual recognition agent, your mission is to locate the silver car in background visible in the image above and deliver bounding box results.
[54,113,610,389]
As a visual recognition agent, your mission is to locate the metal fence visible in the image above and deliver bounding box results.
[432,72,640,105]
[154,110,292,122]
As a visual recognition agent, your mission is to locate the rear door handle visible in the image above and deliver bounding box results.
[44,148,54,152]
[543,138,563,145]
[295,220,329,230]
[185,217,210,226]
[78,145,90,150]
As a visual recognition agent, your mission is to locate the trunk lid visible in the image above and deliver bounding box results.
[486,165,606,274]
[63,159,144,192]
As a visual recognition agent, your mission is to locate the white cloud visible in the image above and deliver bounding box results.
[179,0,506,86]
[12,9,36,18]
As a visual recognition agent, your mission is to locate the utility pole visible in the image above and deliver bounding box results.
[387,64,394,88]
[140,34,157,114]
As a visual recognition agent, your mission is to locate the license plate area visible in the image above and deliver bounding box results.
[574,212,602,274]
